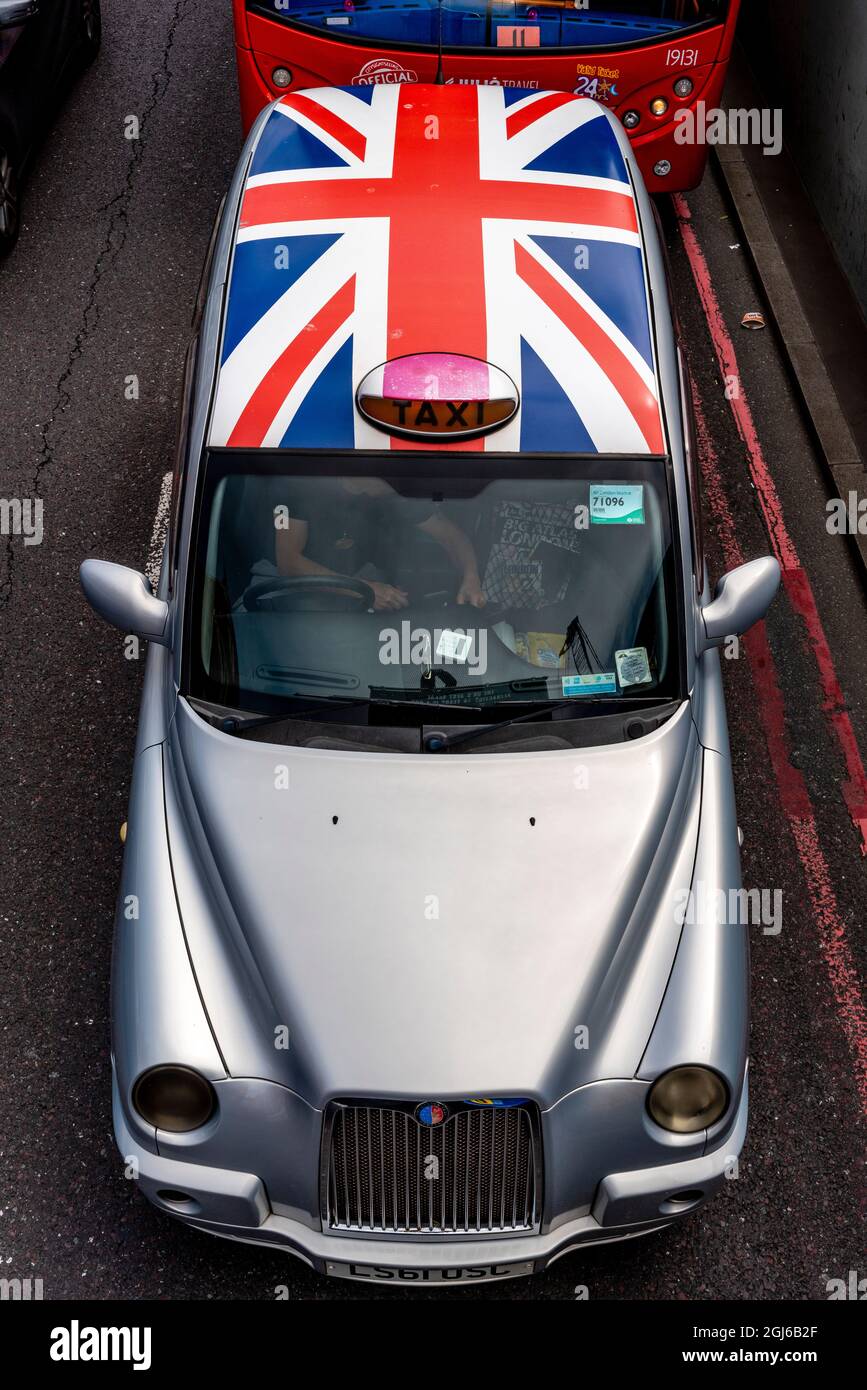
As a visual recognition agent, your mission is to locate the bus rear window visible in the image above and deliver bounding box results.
[248,1,732,54]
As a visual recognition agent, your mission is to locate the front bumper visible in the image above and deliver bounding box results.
[114,1073,748,1285]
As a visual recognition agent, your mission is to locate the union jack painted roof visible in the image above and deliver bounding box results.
[209,84,665,454]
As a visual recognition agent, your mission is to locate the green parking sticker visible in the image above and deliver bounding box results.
[589,484,645,526]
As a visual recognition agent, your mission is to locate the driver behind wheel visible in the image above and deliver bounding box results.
[268,476,486,612]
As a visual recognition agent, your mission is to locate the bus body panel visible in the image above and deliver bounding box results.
[233,1,740,191]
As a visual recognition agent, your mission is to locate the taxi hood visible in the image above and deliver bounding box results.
[166,699,702,1107]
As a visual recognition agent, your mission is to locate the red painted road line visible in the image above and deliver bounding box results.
[674,192,867,855]
[695,397,867,1116]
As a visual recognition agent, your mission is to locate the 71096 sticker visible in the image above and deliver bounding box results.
[589,484,645,525]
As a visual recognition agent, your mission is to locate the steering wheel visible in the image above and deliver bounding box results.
[241,574,376,613]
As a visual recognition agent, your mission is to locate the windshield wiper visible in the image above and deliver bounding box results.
[188,694,372,733]
[423,694,672,752]
[188,694,481,736]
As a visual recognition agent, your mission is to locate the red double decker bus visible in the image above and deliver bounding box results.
[232,1,740,192]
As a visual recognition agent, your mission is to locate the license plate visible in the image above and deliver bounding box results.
[325,1259,534,1284]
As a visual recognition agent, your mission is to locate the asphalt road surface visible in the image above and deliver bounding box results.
[0,1,864,1301]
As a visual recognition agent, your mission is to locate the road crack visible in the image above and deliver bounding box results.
[0,0,193,612]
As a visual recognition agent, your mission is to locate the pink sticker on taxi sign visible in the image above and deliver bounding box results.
[357,353,519,441]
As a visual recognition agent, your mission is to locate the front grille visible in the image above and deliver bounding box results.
[325,1103,540,1234]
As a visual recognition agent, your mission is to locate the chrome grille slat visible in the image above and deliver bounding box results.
[475,1110,482,1232]
[525,1117,534,1225]
[404,1114,411,1231]
[452,1117,459,1233]
[441,1124,447,1234]
[391,1110,398,1234]
[488,1111,496,1231]
[511,1111,521,1230]
[369,1106,375,1228]
[500,1110,509,1231]
[326,1103,540,1235]
[416,1122,422,1231]
[353,1110,362,1230]
[383,1106,389,1239]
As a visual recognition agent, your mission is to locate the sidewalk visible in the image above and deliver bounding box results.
[713,47,867,573]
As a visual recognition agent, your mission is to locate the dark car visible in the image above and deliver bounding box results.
[0,0,100,252]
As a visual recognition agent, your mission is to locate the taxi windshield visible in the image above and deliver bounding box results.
[187,451,682,718]
[247,1,730,53]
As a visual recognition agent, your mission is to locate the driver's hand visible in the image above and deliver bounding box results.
[456,575,487,608]
[370,581,409,611]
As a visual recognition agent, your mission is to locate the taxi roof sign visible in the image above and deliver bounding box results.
[356,353,519,442]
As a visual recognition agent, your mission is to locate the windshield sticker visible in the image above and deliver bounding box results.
[615,647,653,687]
[589,484,645,526]
[562,673,617,697]
[435,629,474,663]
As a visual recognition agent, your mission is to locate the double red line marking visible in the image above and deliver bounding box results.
[674,194,867,1113]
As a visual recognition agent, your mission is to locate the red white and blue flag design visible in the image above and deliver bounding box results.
[209,84,665,454]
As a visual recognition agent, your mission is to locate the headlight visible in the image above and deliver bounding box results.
[649,96,669,117]
[647,1066,728,1133]
[132,1065,216,1132]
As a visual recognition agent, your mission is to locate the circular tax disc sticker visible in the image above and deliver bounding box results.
[615,647,653,687]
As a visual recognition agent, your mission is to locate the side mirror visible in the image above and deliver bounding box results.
[80,559,171,647]
[0,2,40,30]
[699,556,780,653]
